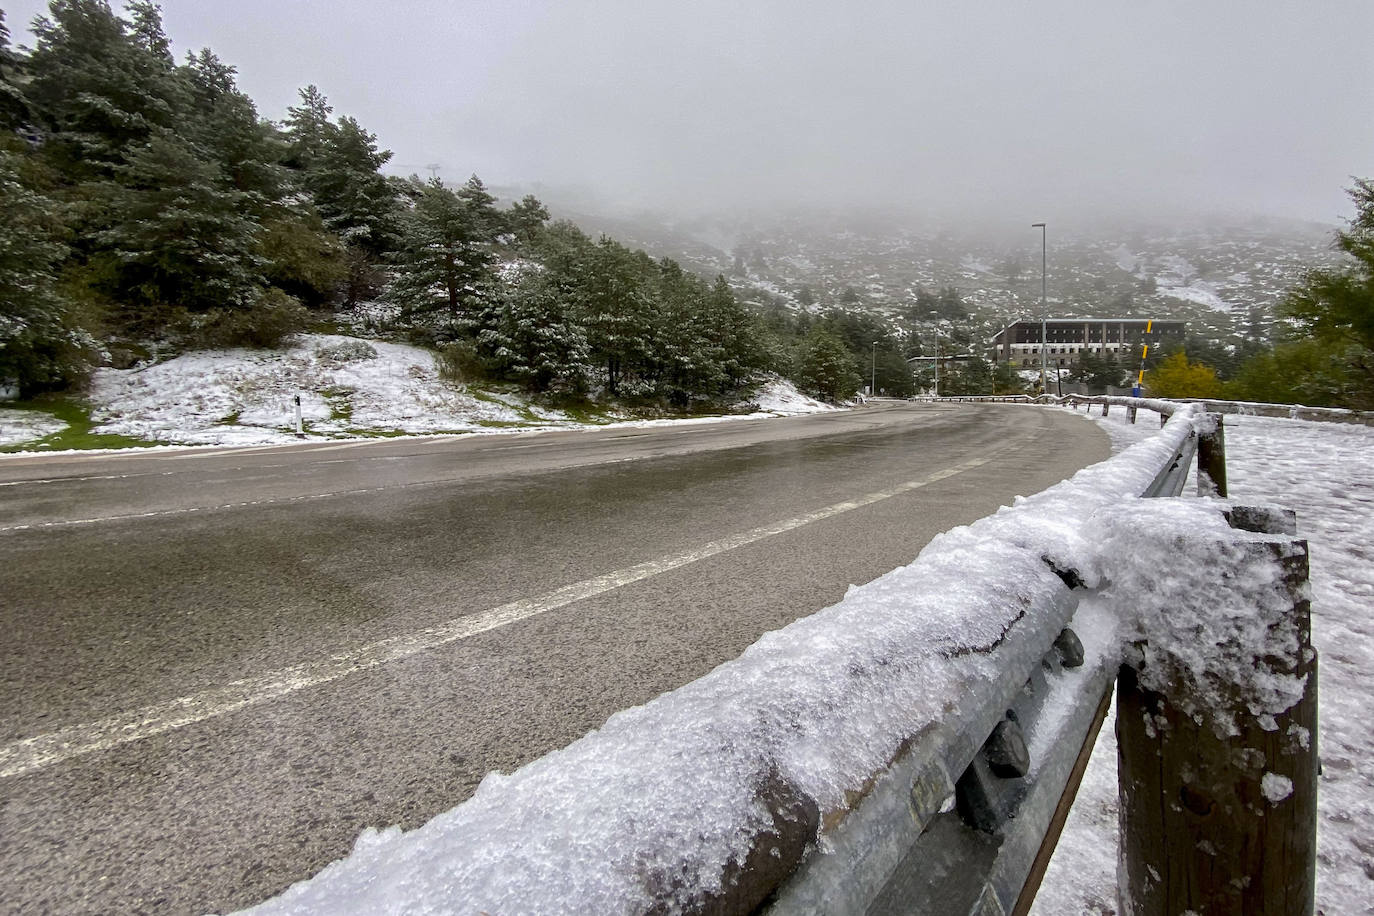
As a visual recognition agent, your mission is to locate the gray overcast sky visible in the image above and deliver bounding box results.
[5,0,1372,223]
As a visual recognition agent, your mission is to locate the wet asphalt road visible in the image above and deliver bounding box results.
[0,402,1109,915]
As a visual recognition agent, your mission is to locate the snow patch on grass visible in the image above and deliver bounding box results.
[87,333,555,445]
[65,336,838,449]
[0,408,67,447]
[748,377,838,415]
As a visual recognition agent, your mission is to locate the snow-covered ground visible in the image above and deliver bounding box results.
[1033,409,1374,915]
[3,335,835,450]
[1159,280,1231,312]
[0,408,67,448]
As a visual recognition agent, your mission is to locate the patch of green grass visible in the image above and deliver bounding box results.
[464,386,548,424]
[0,397,163,453]
[321,386,355,422]
[557,402,618,425]
[303,315,349,335]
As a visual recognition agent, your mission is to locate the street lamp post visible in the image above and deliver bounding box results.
[1032,222,1047,395]
[933,335,940,398]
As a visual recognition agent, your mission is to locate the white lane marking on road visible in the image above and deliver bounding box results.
[167,445,285,460]
[480,443,541,451]
[0,442,675,531]
[299,439,383,452]
[0,473,155,487]
[0,451,1003,779]
[0,486,396,533]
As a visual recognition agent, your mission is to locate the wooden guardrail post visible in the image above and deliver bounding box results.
[1198,413,1228,497]
[1116,514,1317,915]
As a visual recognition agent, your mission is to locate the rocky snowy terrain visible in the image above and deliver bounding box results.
[563,207,1342,348]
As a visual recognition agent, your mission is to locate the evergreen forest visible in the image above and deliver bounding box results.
[2,3,1369,412]
[0,1,920,408]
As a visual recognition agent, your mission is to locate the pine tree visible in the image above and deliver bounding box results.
[1281,179,1374,399]
[307,116,398,254]
[0,11,34,132]
[125,1,171,66]
[282,86,399,249]
[25,0,191,180]
[0,151,93,396]
[389,177,495,323]
[91,133,265,329]
[507,194,550,243]
[457,173,504,237]
[485,268,592,395]
[282,85,332,171]
[794,327,860,401]
[181,48,284,211]
[650,259,719,403]
[281,88,399,304]
[579,239,655,396]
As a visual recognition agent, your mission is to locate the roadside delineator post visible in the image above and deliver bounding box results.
[294,394,305,438]
[1116,509,1317,916]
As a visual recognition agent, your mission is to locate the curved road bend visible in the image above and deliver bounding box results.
[0,402,1108,914]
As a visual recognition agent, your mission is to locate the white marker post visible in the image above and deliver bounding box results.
[294,394,305,438]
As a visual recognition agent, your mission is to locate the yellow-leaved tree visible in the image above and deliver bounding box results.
[1144,352,1223,399]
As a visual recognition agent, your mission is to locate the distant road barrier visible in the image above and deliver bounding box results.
[912,391,1374,426]
[244,400,1317,916]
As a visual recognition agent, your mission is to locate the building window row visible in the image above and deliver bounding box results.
[1012,346,1128,355]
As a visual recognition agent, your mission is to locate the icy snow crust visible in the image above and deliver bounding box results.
[1097,500,1309,736]
[238,411,1215,915]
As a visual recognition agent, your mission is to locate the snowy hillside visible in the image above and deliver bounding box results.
[1,335,836,450]
[568,209,1340,349]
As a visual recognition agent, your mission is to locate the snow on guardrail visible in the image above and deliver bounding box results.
[234,408,1213,915]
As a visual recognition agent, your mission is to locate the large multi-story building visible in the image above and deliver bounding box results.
[988,318,1186,369]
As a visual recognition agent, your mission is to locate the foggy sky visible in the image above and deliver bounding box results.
[5,0,1372,223]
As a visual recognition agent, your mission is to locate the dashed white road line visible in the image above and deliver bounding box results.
[0,486,395,533]
[0,450,1003,779]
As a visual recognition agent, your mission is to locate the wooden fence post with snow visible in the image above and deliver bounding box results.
[1198,413,1228,498]
[1116,509,1317,915]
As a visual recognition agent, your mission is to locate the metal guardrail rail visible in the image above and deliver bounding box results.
[768,399,1215,915]
[245,398,1298,916]
[912,392,1374,426]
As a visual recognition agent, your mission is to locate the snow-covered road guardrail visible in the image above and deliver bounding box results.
[237,402,1316,916]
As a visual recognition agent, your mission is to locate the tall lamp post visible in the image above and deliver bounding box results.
[1032,222,1047,395]
[871,341,877,398]
[932,333,940,398]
